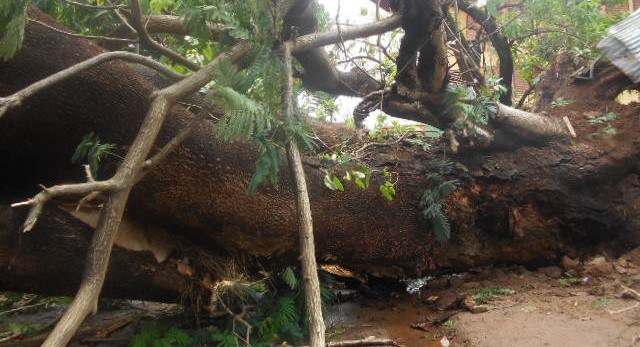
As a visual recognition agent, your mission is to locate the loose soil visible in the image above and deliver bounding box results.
[2,248,640,346]
[325,248,640,347]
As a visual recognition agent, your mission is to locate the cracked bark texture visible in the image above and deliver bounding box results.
[0,6,639,301]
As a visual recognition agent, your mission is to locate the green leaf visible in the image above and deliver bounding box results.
[379,181,396,201]
[248,141,282,193]
[0,0,29,61]
[72,132,116,178]
[323,172,338,190]
[332,176,344,192]
[281,266,297,290]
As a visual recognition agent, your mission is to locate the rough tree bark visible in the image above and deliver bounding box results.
[1,3,640,307]
[283,42,325,347]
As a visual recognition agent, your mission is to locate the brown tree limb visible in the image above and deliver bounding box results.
[0,51,183,119]
[61,0,123,10]
[12,180,120,232]
[494,102,571,142]
[283,41,325,347]
[290,15,401,53]
[128,0,200,71]
[27,18,138,43]
[40,42,251,346]
[456,0,515,105]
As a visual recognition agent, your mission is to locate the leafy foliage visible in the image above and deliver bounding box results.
[491,0,627,82]
[473,286,516,304]
[208,45,316,194]
[419,160,459,243]
[71,132,117,178]
[210,267,335,346]
[445,84,497,126]
[0,0,30,61]
[131,322,194,347]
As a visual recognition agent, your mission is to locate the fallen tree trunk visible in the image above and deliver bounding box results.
[1,10,640,300]
[0,204,201,302]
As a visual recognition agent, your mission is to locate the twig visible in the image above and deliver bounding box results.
[0,301,47,315]
[217,299,253,346]
[112,7,138,37]
[0,51,183,119]
[562,116,577,138]
[12,180,120,232]
[137,110,208,179]
[94,313,136,338]
[300,337,399,347]
[283,41,326,347]
[61,0,123,10]
[607,302,640,315]
[621,285,640,301]
[129,0,200,71]
[27,18,137,43]
[354,131,410,158]
[515,82,536,109]
[0,311,61,343]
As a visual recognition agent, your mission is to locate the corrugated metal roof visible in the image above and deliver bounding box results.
[598,9,640,83]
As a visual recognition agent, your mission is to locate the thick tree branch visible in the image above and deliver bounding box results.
[283,41,326,347]
[493,102,571,142]
[289,15,402,53]
[41,42,251,346]
[0,51,183,119]
[457,0,515,105]
[27,18,137,43]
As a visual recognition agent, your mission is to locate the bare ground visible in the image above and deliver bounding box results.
[326,247,640,347]
[2,248,640,346]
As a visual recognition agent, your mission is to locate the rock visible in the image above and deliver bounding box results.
[449,276,465,289]
[436,292,462,310]
[561,255,581,274]
[470,305,489,313]
[462,296,489,313]
[462,296,477,310]
[613,262,627,275]
[539,266,564,278]
[587,255,607,266]
[429,277,450,289]
[620,246,640,266]
[585,262,615,278]
[410,322,429,332]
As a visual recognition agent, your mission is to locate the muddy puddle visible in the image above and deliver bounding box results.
[326,298,447,347]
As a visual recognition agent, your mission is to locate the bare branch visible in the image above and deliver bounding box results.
[42,42,251,347]
[61,0,124,10]
[0,51,183,119]
[12,180,120,232]
[290,15,402,53]
[129,0,200,71]
[138,110,208,178]
[27,18,137,43]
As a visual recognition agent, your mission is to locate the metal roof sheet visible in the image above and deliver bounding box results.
[598,9,640,82]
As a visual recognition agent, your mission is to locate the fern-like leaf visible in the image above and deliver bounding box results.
[281,266,298,290]
[72,132,116,178]
[248,140,282,193]
[0,0,29,61]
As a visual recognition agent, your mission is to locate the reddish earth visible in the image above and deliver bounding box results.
[326,247,640,347]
